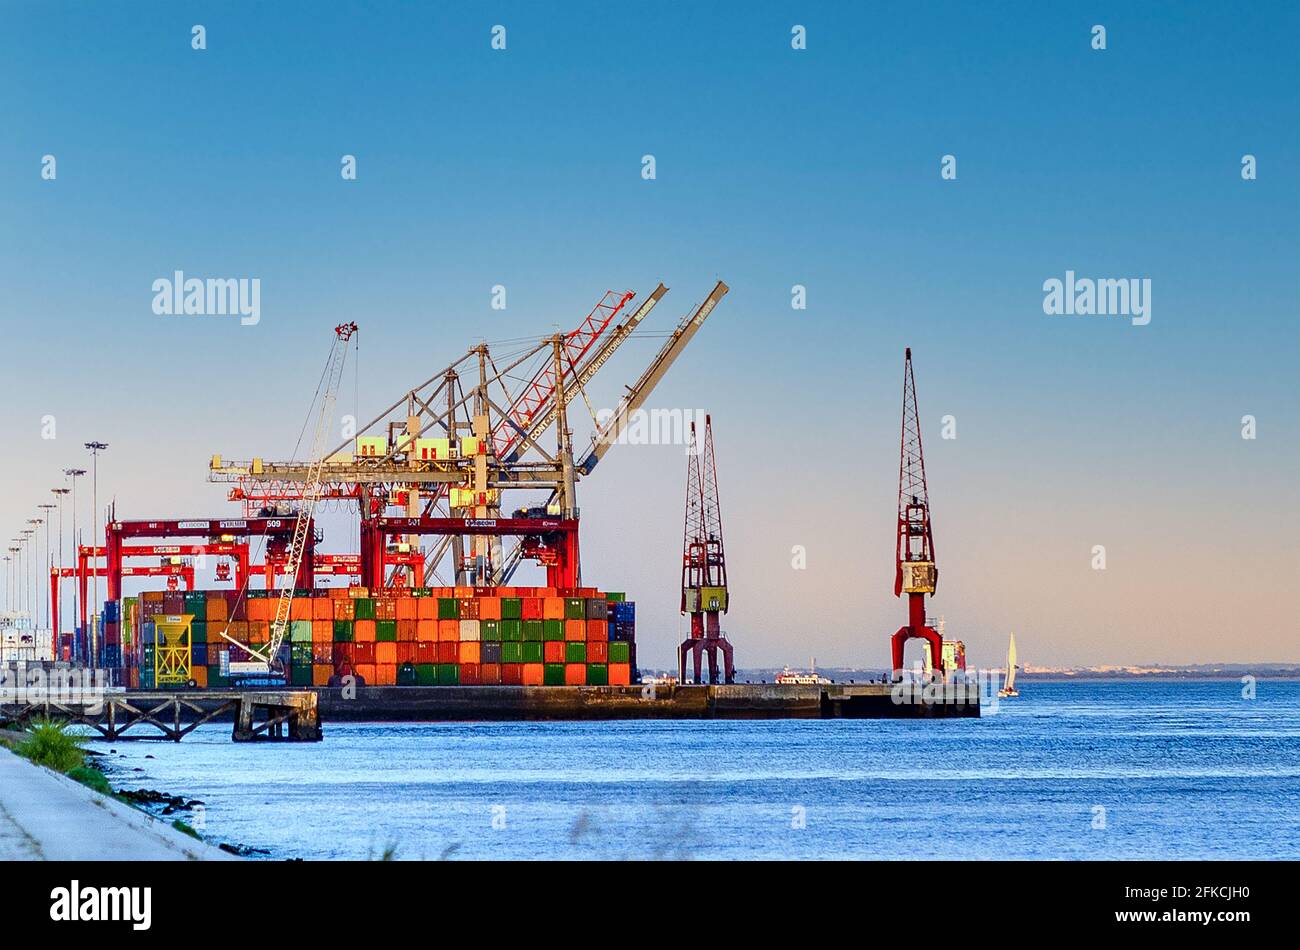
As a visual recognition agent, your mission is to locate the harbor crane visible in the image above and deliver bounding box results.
[889,348,944,675]
[221,322,358,677]
[678,414,734,684]
[208,282,730,591]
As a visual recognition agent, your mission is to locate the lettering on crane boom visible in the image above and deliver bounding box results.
[466,519,498,528]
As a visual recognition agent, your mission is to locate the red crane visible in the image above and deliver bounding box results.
[678,414,734,684]
[890,348,944,675]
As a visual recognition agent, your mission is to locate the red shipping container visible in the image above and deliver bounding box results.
[333,642,355,663]
[353,642,376,665]
[436,641,458,664]
[479,662,502,685]
[586,620,607,642]
[608,663,631,686]
[565,619,585,641]
[396,642,418,664]
[587,641,608,663]
[460,663,481,685]
[564,663,586,685]
[501,663,524,685]
[458,598,480,620]
[397,620,418,642]
[543,641,565,663]
[521,597,543,620]
[522,663,545,686]
[416,641,437,664]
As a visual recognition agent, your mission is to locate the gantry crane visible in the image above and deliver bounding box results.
[890,347,944,675]
[221,322,358,677]
[208,282,729,591]
[678,414,734,684]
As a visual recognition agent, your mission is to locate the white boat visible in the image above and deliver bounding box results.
[997,633,1019,698]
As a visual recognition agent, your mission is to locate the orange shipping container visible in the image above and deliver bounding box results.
[478,597,502,620]
[397,620,418,642]
[502,663,524,685]
[416,620,438,642]
[608,663,631,686]
[248,598,271,622]
[543,597,566,620]
[396,598,418,621]
[586,620,607,642]
[354,619,377,642]
[290,598,311,621]
[313,663,333,686]
[564,663,586,686]
[459,641,481,665]
[375,642,398,665]
[521,663,545,686]
[355,663,377,683]
[437,620,459,642]
[565,619,585,642]
[372,663,397,686]
[312,620,333,643]
[333,599,355,620]
[206,597,229,623]
[191,666,208,688]
[416,597,438,620]
[312,598,333,620]
[480,662,502,685]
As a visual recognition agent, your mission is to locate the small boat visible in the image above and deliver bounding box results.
[775,666,831,685]
[997,633,1019,697]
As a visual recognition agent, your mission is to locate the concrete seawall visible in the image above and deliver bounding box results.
[0,746,237,861]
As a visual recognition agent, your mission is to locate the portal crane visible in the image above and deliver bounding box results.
[678,414,734,684]
[890,348,944,675]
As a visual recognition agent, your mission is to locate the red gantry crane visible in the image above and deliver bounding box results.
[679,414,734,684]
[890,348,944,675]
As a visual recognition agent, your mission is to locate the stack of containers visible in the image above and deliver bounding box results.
[116,584,638,689]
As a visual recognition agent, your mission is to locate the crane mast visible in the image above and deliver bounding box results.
[678,414,734,684]
[889,347,944,675]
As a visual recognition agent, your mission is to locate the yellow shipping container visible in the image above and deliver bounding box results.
[413,437,452,461]
[356,436,387,458]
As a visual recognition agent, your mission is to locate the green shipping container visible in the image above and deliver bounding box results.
[499,619,521,641]
[564,598,585,619]
[501,641,524,663]
[543,663,566,686]
[376,620,397,642]
[290,620,313,643]
[333,620,354,642]
[184,593,207,620]
[415,663,437,686]
[481,619,501,641]
[435,664,460,686]
[521,641,544,663]
[501,598,523,620]
[523,620,543,641]
[437,598,459,620]
[207,668,230,689]
[587,663,608,686]
[397,663,418,687]
[605,592,625,603]
[290,666,313,687]
[542,619,564,641]
[354,598,376,620]
[565,642,587,664]
[608,641,631,664]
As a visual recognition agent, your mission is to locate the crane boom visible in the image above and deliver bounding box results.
[506,283,668,462]
[578,280,728,475]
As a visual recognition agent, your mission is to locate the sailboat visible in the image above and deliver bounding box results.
[997,633,1019,698]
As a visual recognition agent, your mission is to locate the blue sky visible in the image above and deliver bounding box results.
[2,2,1297,666]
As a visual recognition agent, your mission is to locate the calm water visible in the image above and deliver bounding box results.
[93,681,1300,860]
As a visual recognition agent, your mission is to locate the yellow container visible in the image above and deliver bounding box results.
[356,436,387,458]
[413,437,451,461]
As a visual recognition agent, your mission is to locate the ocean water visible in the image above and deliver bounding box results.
[92,681,1300,860]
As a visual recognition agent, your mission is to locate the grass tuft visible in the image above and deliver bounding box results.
[17,718,87,773]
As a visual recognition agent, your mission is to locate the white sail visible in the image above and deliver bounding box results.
[1004,633,1017,692]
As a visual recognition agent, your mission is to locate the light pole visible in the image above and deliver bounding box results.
[20,530,34,617]
[84,442,108,664]
[27,519,44,625]
[64,468,86,651]
[51,488,70,636]
[39,504,56,630]
[3,552,13,612]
